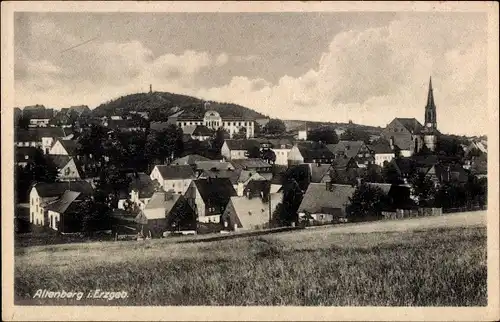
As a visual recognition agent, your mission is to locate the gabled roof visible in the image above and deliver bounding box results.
[57,139,79,156]
[144,191,180,210]
[327,141,366,158]
[332,156,358,171]
[182,125,198,135]
[394,118,424,134]
[227,193,282,229]
[243,180,271,198]
[267,138,294,149]
[195,161,235,172]
[171,154,211,166]
[191,178,237,208]
[45,190,82,214]
[298,183,355,214]
[296,142,335,161]
[368,140,393,154]
[33,181,93,198]
[237,170,266,184]
[309,164,332,183]
[230,158,271,170]
[224,139,260,151]
[192,125,213,137]
[154,165,196,180]
[46,155,72,169]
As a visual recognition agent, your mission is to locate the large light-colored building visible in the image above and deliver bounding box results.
[176,104,255,139]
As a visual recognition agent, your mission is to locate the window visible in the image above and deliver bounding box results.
[31,198,34,205]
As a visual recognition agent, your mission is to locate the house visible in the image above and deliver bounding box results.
[26,108,54,127]
[185,178,237,224]
[135,191,196,238]
[381,118,424,157]
[298,183,356,225]
[267,138,294,166]
[221,139,260,160]
[150,121,171,132]
[149,165,196,194]
[327,140,374,168]
[287,141,335,166]
[368,140,395,166]
[46,191,88,233]
[222,192,283,232]
[16,127,74,153]
[29,181,93,226]
[47,155,82,181]
[176,104,255,139]
[48,139,79,156]
[230,158,273,173]
[270,165,288,193]
[308,163,333,183]
[420,163,469,186]
[171,154,211,167]
[105,119,145,132]
[182,125,213,141]
[15,147,38,167]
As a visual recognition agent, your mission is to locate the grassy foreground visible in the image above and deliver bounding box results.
[15,226,486,306]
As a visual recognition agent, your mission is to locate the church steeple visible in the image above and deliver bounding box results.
[424,76,437,130]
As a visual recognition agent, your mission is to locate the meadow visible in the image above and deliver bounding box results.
[14,223,487,306]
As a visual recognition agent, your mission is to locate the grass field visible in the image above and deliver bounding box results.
[14,224,487,306]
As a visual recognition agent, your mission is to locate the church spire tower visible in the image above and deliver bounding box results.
[422,76,438,152]
[424,77,437,130]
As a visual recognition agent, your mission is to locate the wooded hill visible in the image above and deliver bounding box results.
[92,91,268,121]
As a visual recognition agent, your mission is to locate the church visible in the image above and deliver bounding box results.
[381,77,439,157]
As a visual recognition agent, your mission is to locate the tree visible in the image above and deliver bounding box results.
[77,124,108,161]
[275,179,303,226]
[261,149,276,164]
[308,128,339,144]
[145,125,184,166]
[212,127,229,152]
[254,122,263,137]
[382,161,403,184]
[340,128,371,144]
[95,165,132,209]
[74,198,112,235]
[409,172,436,206]
[263,119,286,135]
[16,115,30,130]
[25,148,59,183]
[362,164,384,183]
[436,135,465,159]
[347,184,390,220]
[246,145,261,158]
[233,127,247,140]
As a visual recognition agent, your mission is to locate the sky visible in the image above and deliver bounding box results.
[14,12,488,135]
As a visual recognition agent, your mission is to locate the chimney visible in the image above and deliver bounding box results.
[325,181,332,191]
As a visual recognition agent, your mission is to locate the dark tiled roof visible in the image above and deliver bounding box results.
[333,156,358,171]
[33,181,93,198]
[224,139,260,151]
[368,140,393,154]
[192,125,213,137]
[327,141,365,158]
[45,190,82,214]
[191,178,237,208]
[267,138,294,149]
[395,118,423,134]
[230,158,271,170]
[16,127,72,142]
[298,183,355,214]
[199,169,241,184]
[296,142,335,161]
[155,165,196,180]
[58,139,79,156]
[15,147,38,162]
[47,155,72,169]
[243,180,271,198]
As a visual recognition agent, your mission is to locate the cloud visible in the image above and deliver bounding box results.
[196,15,488,135]
[215,53,229,66]
[14,14,488,136]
